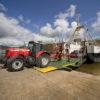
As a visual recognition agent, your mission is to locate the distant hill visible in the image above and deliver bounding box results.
[95,39,100,45]
[0,45,25,49]
[0,45,8,49]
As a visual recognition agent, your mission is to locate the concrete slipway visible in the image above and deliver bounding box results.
[0,63,100,100]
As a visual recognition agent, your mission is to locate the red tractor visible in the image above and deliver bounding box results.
[1,41,50,71]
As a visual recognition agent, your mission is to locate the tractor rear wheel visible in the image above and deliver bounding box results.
[36,53,50,68]
[7,56,24,71]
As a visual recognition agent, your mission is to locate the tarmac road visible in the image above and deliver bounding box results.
[0,63,100,100]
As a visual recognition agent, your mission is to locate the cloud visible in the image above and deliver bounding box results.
[18,15,24,22]
[54,19,70,33]
[0,12,54,46]
[0,3,7,12]
[92,12,100,32]
[55,4,76,19]
[40,4,91,41]
[32,24,39,30]
[18,15,31,24]
[40,4,77,39]
[0,4,86,46]
[40,23,54,37]
[0,37,24,47]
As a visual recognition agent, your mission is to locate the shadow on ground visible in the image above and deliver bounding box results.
[58,62,100,76]
[76,63,100,75]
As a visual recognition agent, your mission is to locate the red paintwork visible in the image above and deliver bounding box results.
[35,50,48,58]
[50,53,62,59]
[6,48,31,58]
[50,52,78,59]
[67,53,78,58]
[5,48,48,58]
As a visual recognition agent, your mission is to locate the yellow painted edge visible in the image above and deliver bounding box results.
[34,66,57,73]
[63,63,75,67]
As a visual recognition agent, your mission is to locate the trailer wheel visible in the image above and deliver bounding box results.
[7,56,24,71]
[36,53,50,68]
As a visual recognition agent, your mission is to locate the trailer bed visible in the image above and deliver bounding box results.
[34,57,85,73]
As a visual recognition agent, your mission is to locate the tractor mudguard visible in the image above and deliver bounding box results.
[36,50,49,58]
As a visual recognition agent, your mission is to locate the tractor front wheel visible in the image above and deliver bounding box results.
[7,56,24,71]
[36,54,50,68]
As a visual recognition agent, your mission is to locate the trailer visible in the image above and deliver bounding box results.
[34,25,100,73]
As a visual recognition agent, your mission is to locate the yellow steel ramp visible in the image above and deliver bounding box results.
[34,63,76,73]
[34,66,57,73]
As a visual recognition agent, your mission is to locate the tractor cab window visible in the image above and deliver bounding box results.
[28,42,35,51]
[35,43,43,52]
[28,41,43,56]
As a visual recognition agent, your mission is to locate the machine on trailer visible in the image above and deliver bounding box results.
[51,12,100,64]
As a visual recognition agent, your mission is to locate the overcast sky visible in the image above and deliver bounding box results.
[0,0,100,46]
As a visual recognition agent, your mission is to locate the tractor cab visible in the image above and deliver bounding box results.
[28,41,43,56]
